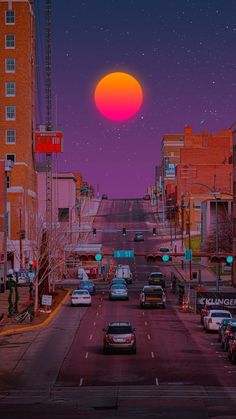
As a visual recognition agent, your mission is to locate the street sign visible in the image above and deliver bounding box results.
[185,249,192,261]
[114,250,134,258]
[41,295,52,306]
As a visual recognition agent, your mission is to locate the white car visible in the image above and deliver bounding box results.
[203,310,232,332]
[71,289,91,306]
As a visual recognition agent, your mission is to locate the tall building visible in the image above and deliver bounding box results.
[0,0,37,269]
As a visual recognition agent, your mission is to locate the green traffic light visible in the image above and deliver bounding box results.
[226,256,234,264]
[162,254,170,262]
[95,254,103,261]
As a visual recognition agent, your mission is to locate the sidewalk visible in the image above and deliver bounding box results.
[0,287,69,335]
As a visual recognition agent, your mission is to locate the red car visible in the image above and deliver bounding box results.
[221,321,236,351]
[228,334,236,363]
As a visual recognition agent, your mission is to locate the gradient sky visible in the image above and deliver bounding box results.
[35,0,236,198]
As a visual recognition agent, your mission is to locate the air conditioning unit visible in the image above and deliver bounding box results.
[5,159,14,171]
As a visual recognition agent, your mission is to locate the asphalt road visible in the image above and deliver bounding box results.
[1,199,236,418]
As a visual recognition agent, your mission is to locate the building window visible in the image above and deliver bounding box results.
[193,201,201,209]
[195,222,201,231]
[6,130,16,144]
[5,58,15,72]
[5,82,16,96]
[58,208,69,222]
[6,176,10,189]
[6,154,15,163]
[6,106,16,120]
[5,34,15,48]
[5,10,15,24]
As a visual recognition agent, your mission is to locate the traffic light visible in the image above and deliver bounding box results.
[226,256,234,265]
[162,254,170,262]
[92,228,96,237]
[152,228,157,236]
[122,228,127,236]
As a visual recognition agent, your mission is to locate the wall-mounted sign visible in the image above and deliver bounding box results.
[34,131,63,153]
[165,163,176,177]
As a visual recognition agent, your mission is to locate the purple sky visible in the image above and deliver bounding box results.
[35,0,236,198]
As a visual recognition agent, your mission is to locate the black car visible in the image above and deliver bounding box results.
[134,232,144,242]
[102,194,108,200]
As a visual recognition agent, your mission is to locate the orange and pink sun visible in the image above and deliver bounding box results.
[94,72,143,121]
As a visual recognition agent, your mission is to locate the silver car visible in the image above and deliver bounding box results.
[109,284,129,300]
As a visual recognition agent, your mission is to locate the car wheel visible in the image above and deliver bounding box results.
[218,335,221,342]
[228,350,232,361]
[162,303,166,309]
[132,346,137,354]
[232,352,236,364]
[103,345,109,354]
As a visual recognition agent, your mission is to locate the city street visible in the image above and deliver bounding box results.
[1,199,236,418]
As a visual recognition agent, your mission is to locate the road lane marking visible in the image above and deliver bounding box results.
[147,334,151,340]
[79,378,83,386]
[85,352,89,359]
[210,342,218,345]
[93,321,96,326]
[89,334,93,340]
[151,352,155,358]
[96,312,99,316]
[99,304,102,308]
[155,377,159,386]
[145,321,148,326]
[142,312,145,316]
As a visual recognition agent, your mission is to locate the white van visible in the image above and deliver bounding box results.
[115,265,132,284]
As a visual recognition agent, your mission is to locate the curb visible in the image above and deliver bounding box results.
[0,290,71,336]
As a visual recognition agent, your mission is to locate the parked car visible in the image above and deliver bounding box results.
[140,285,166,308]
[159,246,172,261]
[134,232,144,242]
[218,318,234,343]
[109,284,129,300]
[71,289,92,306]
[200,304,225,324]
[221,321,236,351]
[103,322,136,354]
[203,310,232,332]
[148,272,166,288]
[228,334,236,363]
[143,194,151,200]
[115,265,132,284]
[110,278,127,288]
[79,280,96,295]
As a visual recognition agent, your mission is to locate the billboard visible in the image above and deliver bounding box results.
[34,131,63,153]
[196,291,236,314]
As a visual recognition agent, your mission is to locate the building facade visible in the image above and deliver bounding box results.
[0,0,37,269]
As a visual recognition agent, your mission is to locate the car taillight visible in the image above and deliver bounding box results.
[130,334,135,341]
[208,318,212,323]
[84,296,90,299]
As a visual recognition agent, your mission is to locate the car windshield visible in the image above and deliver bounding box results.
[112,285,126,289]
[150,273,163,278]
[212,312,231,318]
[159,248,169,252]
[107,326,132,334]
[73,290,88,295]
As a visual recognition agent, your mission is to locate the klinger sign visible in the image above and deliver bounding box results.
[197,292,236,313]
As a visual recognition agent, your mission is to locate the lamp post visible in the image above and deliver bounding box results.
[4,160,14,292]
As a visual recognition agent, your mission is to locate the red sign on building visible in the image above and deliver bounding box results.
[34,131,63,153]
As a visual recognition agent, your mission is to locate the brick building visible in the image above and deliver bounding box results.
[161,126,232,234]
[0,0,37,269]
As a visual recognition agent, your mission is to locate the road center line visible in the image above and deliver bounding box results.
[155,377,159,386]
[99,304,102,308]
[85,352,89,359]
[145,321,148,326]
[147,334,151,340]
[79,378,83,386]
[96,312,99,316]
[151,352,155,358]
[89,334,93,340]
[93,321,96,326]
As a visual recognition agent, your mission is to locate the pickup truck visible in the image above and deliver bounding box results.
[140,285,166,308]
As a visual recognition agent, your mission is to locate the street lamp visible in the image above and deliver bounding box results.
[3,159,14,292]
